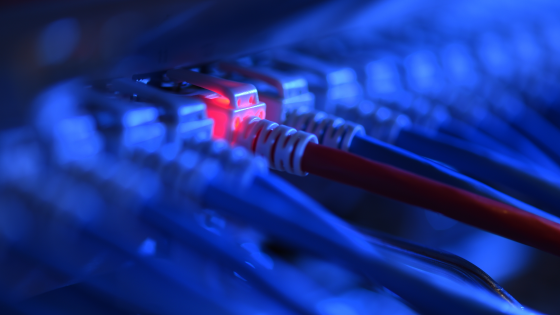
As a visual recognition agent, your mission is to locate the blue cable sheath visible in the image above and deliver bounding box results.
[474,110,560,172]
[507,106,560,166]
[202,174,535,315]
[438,117,527,160]
[139,201,318,315]
[357,228,521,308]
[393,129,560,213]
[544,107,560,129]
[348,134,560,224]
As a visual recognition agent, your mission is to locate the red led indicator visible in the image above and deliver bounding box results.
[249,96,254,104]
[257,110,265,119]
[237,99,241,107]
[211,96,230,107]
[234,117,241,129]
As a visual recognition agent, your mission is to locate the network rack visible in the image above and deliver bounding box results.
[2,0,560,314]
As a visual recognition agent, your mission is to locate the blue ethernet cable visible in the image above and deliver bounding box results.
[393,128,560,212]
[495,98,560,168]
[84,153,327,315]
[347,133,560,224]
[384,99,544,168]
[438,117,529,160]
[139,199,324,315]
[11,164,303,315]
[3,175,244,315]
[9,120,306,315]
[358,228,521,308]
[122,118,534,314]
[449,102,560,173]
[201,172,536,315]
[451,34,560,168]
[52,92,319,315]
[276,106,560,222]
[382,38,560,175]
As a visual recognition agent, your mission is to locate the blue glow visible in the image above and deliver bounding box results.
[196,209,227,235]
[441,42,479,88]
[543,22,560,53]
[8,2,560,314]
[403,50,444,95]
[122,107,159,127]
[138,238,157,256]
[366,57,414,107]
[54,115,103,162]
[122,123,165,149]
[327,68,357,86]
[241,242,274,270]
[317,300,357,315]
[366,58,402,95]
[511,27,542,66]
[443,232,532,282]
[327,82,362,100]
[233,271,247,282]
[476,32,514,79]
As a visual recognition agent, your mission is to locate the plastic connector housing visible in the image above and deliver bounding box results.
[166,69,266,141]
[219,63,315,123]
[109,79,214,142]
[83,92,166,154]
[272,50,362,113]
[53,115,104,163]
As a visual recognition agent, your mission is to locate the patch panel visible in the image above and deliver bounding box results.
[3,1,560,314]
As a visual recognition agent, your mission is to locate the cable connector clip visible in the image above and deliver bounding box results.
[166,69,266,141]
[233,117,317,176]
[219,62,314,123]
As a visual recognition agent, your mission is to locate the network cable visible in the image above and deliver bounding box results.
[444,95,560,172]
[293,38,560,176]
[5,1,560,314]
[1,175,242,315]
[235,112,560,259]
[393,128,560,212]
[490,91,560,167]
[431,115,522,159]
[104,74,540,314]
[212,63,560,217]
[201,165,532,315]
[346,132,559,216]
[162,68,560,258]
[358,228,521,308]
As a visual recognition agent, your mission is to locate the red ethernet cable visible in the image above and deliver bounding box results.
[234,116,560,258]
[302,142,560,257]
[163,69,560,257]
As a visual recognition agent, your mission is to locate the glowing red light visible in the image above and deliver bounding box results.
[257,110,264,119]
[233,117,241,129]
[249,96,254,104]
[210,96,230,107]
[237,99,241,107]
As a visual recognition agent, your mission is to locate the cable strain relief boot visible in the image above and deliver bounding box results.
[284,111,365,151]
[233,117,317,176]
[68,154,161,205]
[182,137,269,189]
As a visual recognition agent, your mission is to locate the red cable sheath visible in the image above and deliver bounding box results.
[302,142,560,257]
